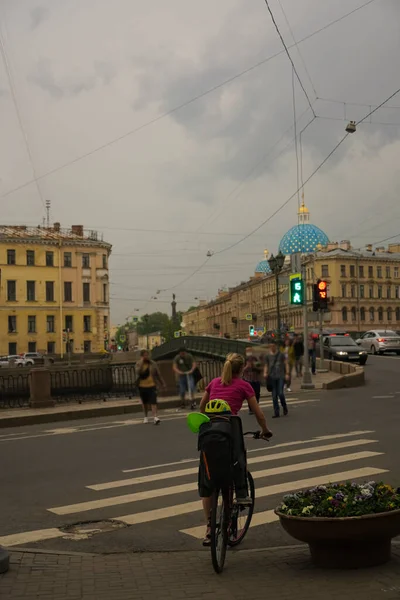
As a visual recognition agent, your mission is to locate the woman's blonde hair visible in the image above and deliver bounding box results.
[221,353,244,385]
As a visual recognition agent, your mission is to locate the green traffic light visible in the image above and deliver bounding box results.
[290,278,304,305]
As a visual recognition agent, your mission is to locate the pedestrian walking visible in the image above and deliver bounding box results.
[136,350,166,425]
[242,347,263,415]
[173,347,197,409]
[264,339,289,418]
[283,337,295,392]
[293,333,304,377]
[308,333,317,375]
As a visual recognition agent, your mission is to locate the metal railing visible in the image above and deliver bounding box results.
[151,336,256,361]
[0,371,30,408]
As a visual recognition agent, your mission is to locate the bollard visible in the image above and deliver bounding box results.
[0,545,10,574]
[29,368,55,408]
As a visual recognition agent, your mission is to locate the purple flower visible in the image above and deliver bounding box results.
[335,492,345,501]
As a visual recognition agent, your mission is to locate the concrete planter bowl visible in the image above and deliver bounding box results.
[275,508,400,569]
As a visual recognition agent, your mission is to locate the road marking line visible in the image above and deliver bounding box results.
[0,528,64,547]
[372,396,394,399]
[89,440,379,491]
[181,510,279,539]
[121,431,375,473]
[53,443,379,514]
[115,466,387,527]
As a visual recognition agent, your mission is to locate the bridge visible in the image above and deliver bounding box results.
[151,336,260,361]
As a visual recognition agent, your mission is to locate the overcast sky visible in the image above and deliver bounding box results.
[0,0,399,325]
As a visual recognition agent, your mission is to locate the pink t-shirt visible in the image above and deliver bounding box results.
[205,377,255,416]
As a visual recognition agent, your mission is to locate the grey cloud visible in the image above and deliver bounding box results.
[30,6,50,30]
[94,61,116,85]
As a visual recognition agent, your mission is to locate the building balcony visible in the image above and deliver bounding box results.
[82,268,91,278]
[96,269,109,279]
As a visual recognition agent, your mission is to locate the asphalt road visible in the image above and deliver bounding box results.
[1,354,400,555]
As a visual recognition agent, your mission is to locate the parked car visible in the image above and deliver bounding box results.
[22,352,54,365]
[323,336,368,365]
[355,330,400,355]
[0,355,28,368]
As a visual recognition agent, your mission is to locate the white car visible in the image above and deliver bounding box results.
[356,330,400,355]
[0,355,28,367]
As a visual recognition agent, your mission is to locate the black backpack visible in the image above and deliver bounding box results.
[198,417,233,488]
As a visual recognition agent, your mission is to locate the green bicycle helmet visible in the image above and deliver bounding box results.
[205,399,231,415]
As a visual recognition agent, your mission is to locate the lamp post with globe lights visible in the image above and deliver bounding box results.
[268,250,285,343]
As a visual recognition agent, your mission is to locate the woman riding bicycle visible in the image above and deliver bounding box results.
[198,353,272,545]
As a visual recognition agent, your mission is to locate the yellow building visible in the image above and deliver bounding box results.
[183,205,400,337]
[138,332,164,350]
[0,223,112,356]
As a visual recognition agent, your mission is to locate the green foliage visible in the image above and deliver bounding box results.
[278,481,400,518]
[117,311,183,344]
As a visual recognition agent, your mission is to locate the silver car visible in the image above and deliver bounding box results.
[356,330,400,355]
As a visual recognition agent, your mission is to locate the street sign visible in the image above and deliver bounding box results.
[174,331,181,338]
[133,317,138,323]
[290,252,302,274]
[289,273,301,281]
[245,314,252,321]
[120,334,126,342]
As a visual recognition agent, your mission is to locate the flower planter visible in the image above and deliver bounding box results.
[275,508,400,569]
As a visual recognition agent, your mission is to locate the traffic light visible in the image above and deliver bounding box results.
[313,279,328,311]
[290,278,304,305]
[249,325,255,336]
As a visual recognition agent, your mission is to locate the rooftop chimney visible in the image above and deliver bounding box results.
[340,240,351,251]
[71,225,84,237]
[366,244,373,252]
[376,246,385,253]
[53,222,60,232]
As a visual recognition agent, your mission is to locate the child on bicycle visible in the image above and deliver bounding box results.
[198,353,272,545]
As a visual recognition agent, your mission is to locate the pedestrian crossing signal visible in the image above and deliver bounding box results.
[249,325,255,336]
[290,278,304,305]
[314,279,328,310]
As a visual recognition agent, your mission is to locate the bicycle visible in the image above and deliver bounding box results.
[209,430,270,574]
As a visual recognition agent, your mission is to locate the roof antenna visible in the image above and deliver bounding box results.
[45,199,51,228]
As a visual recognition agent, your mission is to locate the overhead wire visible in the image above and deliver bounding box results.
[263,0,316,117]
[0,0,377,201]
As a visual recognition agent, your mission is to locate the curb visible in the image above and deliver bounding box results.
[0,545,10,574]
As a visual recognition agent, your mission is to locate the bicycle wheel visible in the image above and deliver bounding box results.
[228,471,255,547]
[210,487,229,574]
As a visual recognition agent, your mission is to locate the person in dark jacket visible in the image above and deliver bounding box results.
[293,334,304,377]
[136,350,166,425]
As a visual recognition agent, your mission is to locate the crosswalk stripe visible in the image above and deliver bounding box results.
[114,466,387,527]
[53,447,380,515]
[181,510,279,539]
[121,430,374,473]
[0,528,64,547]
[89,439,378,491]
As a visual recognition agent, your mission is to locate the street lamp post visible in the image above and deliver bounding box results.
[0,545,9,573]
[268,251,286,343]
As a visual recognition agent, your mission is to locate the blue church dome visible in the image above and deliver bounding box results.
[278,202,329,255]
[255,250,272,274]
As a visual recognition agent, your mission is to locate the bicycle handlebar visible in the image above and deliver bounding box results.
[243,431,272,441]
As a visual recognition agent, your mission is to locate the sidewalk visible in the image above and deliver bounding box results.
[0,371,337,429]
[1,544,399,600]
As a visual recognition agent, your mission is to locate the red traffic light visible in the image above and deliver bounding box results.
[317,280,327,292]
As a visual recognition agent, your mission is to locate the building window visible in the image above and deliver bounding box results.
[7,249,16,265]
[46,281,55,302]
[359,265,364,278]
[47,341,55,354]
[103,283,108,303]
[83,283,90,303]
[351,285,356,298]
[82,253,90,268]
[341,284,346,298]
[83,315,91,332]
[368,266,373,278]
[369,307,375,322]
[7,280,16,302]
[360,307,366,321]
[27,281,36,301]
[388,307,392,321]
[386,266,391,278]
[360,285,364,299]
[28,341,36,352]
[369,285,374,299]
[28,315,36,333]
[64,252,72,268]
[46,315,55,333]
[340,265,346,277]
[46,251,54,267]
[387,286,391,299]
[26,250,35,266]
[396,307,400,322]
[102,254,107,269]
[396,286,400,299]
[65,315,73,332]
[83,340,92,353]
[8,316,17,333]
[342,307,348,322]
[103,315,108,330]
[321,265,329,277]
[378,285,382,299]
[377,266,382,278]
[378,307,383,321]
[351,307,357,322]
[8,342,17,355]
[350,265,355,277]
[395,267,399,278]
[64,282,73,302]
